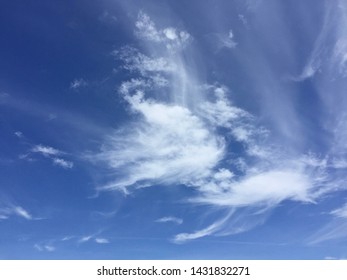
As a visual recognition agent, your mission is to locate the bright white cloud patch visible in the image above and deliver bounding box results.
[97,92,224,193]
[194,169,316,207]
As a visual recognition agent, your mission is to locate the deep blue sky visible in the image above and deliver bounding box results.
[1,0,347,259]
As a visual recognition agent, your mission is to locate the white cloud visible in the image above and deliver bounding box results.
[173,214,231,243]
[61,236,74,241]
[222,30,237,49]
[95,238,109,244]
[331,203,347,218]
[34,244,43,251]
[155,216,183,225]
[96,9,347,243]
[308,202,347,244]
[308,220,347,244]
[163,28,178,40]
[70,78,88,90]
[44,245,56,252]
[204,30,237,53]
[77,231,106,244]
[294,1,347,81]
[135,11,162,42]
[331,158,347,169]
[199,85,249,128]
[193,169,318,208]
[96,92,224,193]
[0,205,33,220]
[31,145,61,157]
[34,244,55,252]
[238,14,248,26]
[79,235,93,243]
[28,145,74,169]
[13,206,33,220]
[53,158,74,169]
[114,46,176,76]
[135,11,190,51]
[14,131,23,138]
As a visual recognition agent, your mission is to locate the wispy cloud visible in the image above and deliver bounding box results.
[307,202,347,245]
[31,145,61,157]
[95,238,110,244]
[330,203,347,218]
[155,216,183,225]
[34,244,55,252]
[308,219,347,245]
[173,213,231,243]
[13,206,33,220]
[52,158,74,169]
[25,144,74,169]
[293,0,347,83]
[61,236,75,241]
[0,204,33,221]
[114,46,176,75]
[79,235,93,243]
[70,78,88,90]
[14,131,23,138]
[79,236,109,244]
[135,11,190,51]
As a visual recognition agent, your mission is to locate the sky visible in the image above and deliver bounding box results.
[1,0,347,260]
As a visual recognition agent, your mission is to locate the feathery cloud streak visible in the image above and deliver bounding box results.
[0,204,33,220]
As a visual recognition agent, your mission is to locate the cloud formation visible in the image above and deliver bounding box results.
[94,10,347,243]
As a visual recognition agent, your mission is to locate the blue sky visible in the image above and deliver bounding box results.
[1,0,347,259]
